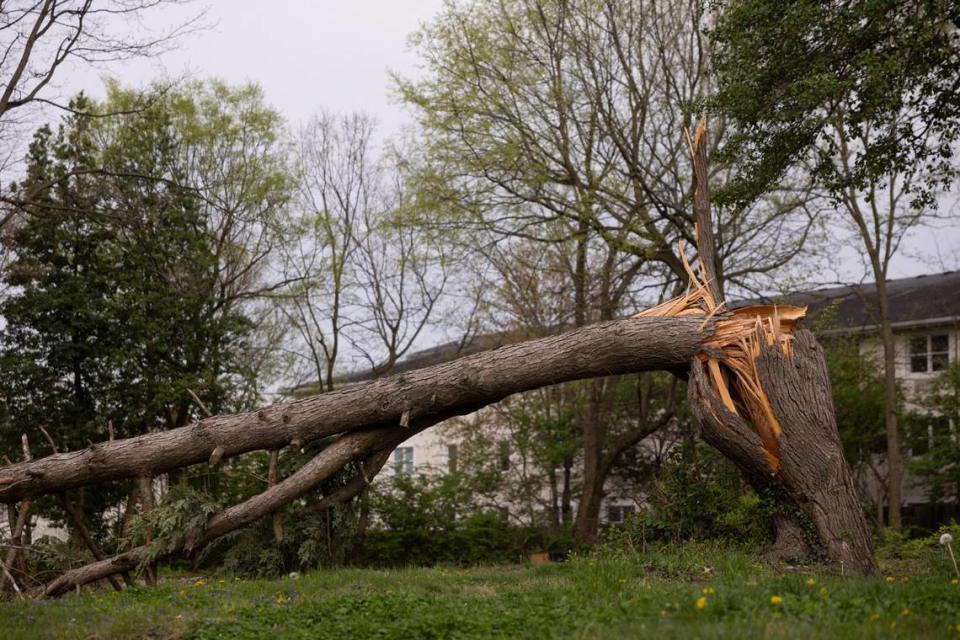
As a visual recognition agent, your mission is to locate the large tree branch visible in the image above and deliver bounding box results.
[36,421,432,597]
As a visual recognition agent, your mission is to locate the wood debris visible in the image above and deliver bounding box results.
[633,244,806,470]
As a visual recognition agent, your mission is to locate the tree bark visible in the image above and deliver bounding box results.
[1,316,710,504]
[36,425,420,597]
[690,330,877,575]
[875,276,903,529]
[573,382,606,545]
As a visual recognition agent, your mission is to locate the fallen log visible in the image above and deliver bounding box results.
[0,316,709,504]
[17,121,878,595]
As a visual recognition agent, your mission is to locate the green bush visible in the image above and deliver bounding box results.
[605,445,773,549]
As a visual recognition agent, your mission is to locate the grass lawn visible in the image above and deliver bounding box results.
[2,544,959,639]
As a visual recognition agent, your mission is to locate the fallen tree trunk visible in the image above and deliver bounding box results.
[15,121,878,596]
[0,316,709,504]
[680,121,876,574]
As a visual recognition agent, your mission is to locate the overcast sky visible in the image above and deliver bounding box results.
[66,0,443,137]
[56,0,960,284]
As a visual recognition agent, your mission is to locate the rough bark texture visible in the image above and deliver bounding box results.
[690,330,877,575]
[876,276,903,529]
[1,316,710,504]
[37,425,417,597]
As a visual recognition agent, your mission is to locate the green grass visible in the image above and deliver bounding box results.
[2,544,959,639]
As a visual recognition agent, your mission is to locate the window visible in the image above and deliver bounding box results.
[606,504,636,524]
[393,446,414,475]
[909,334,950,373]
[447,444,458,473]
[905,414,953,457]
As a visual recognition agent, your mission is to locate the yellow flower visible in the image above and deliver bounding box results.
[869,613,880,622]
[702,587,715,595]
[951,579,959,586]
[901,608,911,617]
[660,609,669,617]
[275,594,286,604]
[770,595,783,606]
[900,576,909,582]
[806,578,816,587]
[193,579,206,587]
[695,596,707,610]
[819,586,829,597]
[885,576,895,583]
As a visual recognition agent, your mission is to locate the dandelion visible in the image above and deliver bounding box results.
[951,579,959,586]
[288,572,300,580]
[696,596,707,610]
[275,594,286,604]
[885,576,896,583]
[702,587,715,595]
[941,532,960,579]
[819,587,829,597]
[192,579,206,587]
[869,613,880,622]
[806,578,816,587]
[901,608,911,617]
[660,610,669,617]
[900,576,909,582]
[770,595,783,606]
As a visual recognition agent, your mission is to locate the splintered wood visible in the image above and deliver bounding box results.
[633,247,805,471]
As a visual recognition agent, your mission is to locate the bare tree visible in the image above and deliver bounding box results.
[0,0,201,120]
[278,112,376,392]
[349,170,449,378]
[0,1,204,226]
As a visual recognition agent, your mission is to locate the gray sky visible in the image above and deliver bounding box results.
[55,0,960,283]
[67,0,444,137]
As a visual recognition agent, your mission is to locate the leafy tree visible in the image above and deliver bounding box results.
[711,0,960,528]
[711,0,960,207]
[0,81,291,541]
[0,97,118,452]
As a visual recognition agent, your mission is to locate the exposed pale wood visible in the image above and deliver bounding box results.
[690,331,877,575]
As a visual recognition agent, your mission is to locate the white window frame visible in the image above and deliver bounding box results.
[908,333,950,374]
[605,504,636,524]
[393,446,414,475]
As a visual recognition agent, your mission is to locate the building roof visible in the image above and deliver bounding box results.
[333,271,960,386]
[749,270,960,334]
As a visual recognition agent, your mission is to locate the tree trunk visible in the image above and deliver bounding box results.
[36,425,418,597]
[573,381,610,545]
[875,276,903,529]
[1,316,709,503]
[690,330,877,574]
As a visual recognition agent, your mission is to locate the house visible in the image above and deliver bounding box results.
[367,270,960,529]
[762,270,960,526]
